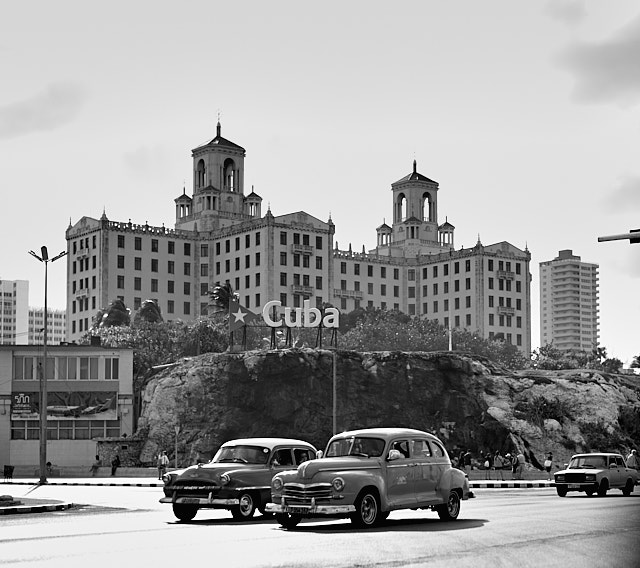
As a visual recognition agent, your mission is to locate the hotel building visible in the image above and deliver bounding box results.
[65,123,532,353]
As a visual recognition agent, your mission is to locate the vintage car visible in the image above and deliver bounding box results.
[159,437,317,521]
[265,427,473,529]
[554,452,638,497]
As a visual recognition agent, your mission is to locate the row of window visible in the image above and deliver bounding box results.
[71,235,97,253]
[13,356,120,381]
[10,420,120,440]
[338,259,523,278]
[117,235,191,256]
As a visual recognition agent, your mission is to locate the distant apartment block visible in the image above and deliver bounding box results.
[540,250,599,351]
[28,307,67,345]
[0,280,29,345]
[0,279,67,345]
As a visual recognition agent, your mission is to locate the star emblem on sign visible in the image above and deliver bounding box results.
[228,300,260,332]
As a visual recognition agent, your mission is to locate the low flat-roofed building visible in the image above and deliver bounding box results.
[0,344,133,469]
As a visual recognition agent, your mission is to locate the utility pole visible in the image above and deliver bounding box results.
[28,246,67,484]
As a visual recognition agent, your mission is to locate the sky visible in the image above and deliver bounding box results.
[1,0,639,365]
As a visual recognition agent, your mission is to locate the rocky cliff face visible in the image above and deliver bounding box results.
[136,349,640,469]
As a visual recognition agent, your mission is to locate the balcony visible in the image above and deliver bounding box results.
[291,243,314,255]
[497,306,515,316]
[75,289,89,299]
[497,270,515,280]
[334,288,363,299]
[291,284,314,297]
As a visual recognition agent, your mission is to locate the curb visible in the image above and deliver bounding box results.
[2,480,163,488]
[471,481,553,488]
[0,502,74,515]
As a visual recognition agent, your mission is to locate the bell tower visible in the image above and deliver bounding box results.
[390,160,440,247]
[176,121,249,231]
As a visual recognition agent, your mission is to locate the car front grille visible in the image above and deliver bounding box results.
[564,473,587,483]
[172,479,220,497]
[282,482,332,505]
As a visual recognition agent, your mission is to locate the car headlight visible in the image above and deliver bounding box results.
[162,473,174,485]
[332,477,345,492]
[220,473,230,486]
[272,477,283,491]
[556,475,565,482]
[585,474,596,482]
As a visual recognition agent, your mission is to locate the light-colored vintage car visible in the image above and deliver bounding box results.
[266,427,474,529]
[554,452,638,497]
[159,437,317,521]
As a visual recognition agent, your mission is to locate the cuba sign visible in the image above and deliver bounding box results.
[263,300,339,328]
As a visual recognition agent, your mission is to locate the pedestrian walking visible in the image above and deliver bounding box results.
[626,449,638,470]
[484,452,493,480]
[157,450,170,479]
[493,451,505,481]
[464,449,472,475]
[516,451,525,480]
[89,455,100,477]
[507,453,517,479]
[111,454,121,476]
[544,452,553,480]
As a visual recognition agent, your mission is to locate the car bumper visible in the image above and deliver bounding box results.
[159,496,239,507]
[265,502,356,515]
[554,482,597,491]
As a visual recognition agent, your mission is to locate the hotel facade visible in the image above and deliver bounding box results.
[65,124,532,354]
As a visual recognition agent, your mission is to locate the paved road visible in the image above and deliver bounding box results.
[1,484,639,568]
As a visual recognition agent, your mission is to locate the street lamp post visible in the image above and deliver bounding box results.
[28,246,67,484]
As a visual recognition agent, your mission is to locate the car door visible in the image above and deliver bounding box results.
[385,439,419,508]
[610,456,625,488]
[411,438,438,504]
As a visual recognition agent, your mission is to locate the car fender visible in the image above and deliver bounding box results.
[436,467,467,500]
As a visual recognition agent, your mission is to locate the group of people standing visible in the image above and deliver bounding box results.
[456,448,545,480]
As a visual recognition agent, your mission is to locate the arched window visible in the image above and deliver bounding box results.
[395,193,407,223]
[196,160,206,188]
[422,192,433,222]
[223,158,236,191]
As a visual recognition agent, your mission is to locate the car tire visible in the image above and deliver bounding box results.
[276,512,302,530]
[231,492,256,520]
[622,479,634,497]
[585,487,595,497]
[436,490,461,521]
[172,503,198,522]
[597,479,608,497]
[556,486,568,497]
[351,491,380,528]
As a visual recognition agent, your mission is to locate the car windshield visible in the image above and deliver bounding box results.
[212,445,270,464]
[568,455,607,469]
[325,436,385,458]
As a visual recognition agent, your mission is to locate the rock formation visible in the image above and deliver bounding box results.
[136,349,640,469]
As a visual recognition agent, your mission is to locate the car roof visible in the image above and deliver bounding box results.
[221,438,316,450]
[571,453,622,458]
[330,427,440,441]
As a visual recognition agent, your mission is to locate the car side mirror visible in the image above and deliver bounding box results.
[316,450,324,459]
[387,449,403,461]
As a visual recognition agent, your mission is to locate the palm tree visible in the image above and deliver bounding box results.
[208,281,237,313]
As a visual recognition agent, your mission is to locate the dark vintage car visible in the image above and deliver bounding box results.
[554,452,638,497]
[159,437,317,521]
[266,427,473,529]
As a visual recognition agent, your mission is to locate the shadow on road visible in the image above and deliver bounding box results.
[274,516,488,533]
[168,514,488,533]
